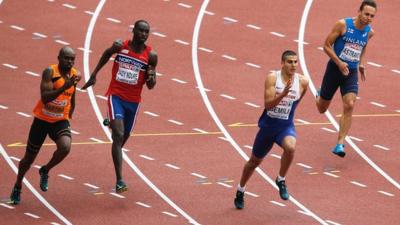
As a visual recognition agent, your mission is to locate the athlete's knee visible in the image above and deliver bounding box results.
[283,145,296,155]
[343,100,355,112]
[316,99,329,113]
[112,129,125,143]
[246,156,262,169]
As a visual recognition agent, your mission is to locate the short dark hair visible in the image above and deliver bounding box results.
[281,50,297,62]
[133,20,149,29]
[359,0,377,11]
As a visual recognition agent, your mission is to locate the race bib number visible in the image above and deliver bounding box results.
[116,63,140,85]
[339,43,362,62]
[267,99,292,120]
[42,99,67,118]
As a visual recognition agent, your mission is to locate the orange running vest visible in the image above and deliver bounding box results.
[33,64,78,122]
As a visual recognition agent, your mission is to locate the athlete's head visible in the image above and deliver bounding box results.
[58,46,75,71]
[281,50,298,75]
[358,0,377,25]
[132,20,150,44]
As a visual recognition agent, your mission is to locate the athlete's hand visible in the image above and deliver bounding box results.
[338,61,350,76]
[82,75,96,90]
[283,78,293,96]
[359,65,366,81]
[64,75,80,89]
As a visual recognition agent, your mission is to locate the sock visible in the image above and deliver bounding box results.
[277,175,285,182]
[237,184,245,193]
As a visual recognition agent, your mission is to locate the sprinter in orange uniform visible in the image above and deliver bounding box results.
[10,46,81,205]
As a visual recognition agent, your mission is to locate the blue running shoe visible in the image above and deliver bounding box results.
[316,88,321,98]
[275,178,289,200]
[332,144,346,158]
[116,180,128,193]
[10,187,21,205]
[39,167,49,192]
[234,190,244,209]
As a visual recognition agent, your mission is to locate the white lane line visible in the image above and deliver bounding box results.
[223,17,238,23]
[17,112,32,118]
[106,17,121,23]
[245,62,261,68]
[396,109,400,113]
[294,39,309,45]
[0,203,14,209]
[175,39,190,45]
[168,119,183,125]
[0,144,72,225]
[270,31,285,37]
[196,86,211,92]
[2,63,18,69]
[96,95,107,100]
[296,163,312,169]
[367,62,382,67]
[298,210,312,216]
[171,78,187,84]
[51,223,61,225]
[33,32,47,38]
[246,24,261,30]
[10,156,21,161]
[373,144,389,151]
[391,69,400,74]
[321,127,336,133]
[218,136,229,142]
[178,2,192,8]
[270,154,281,159]
[76,87,87,92]
[122,148,130,152]
[370,101,386,108]
[58,174,74,180]
[222,54,237,61]
[193,1,328,224]
[156,72,163,76]
[62,3,76,9]
[349,136,363,142]
[84,10,94,15]
[191,172,207,179]
[144,111,159,117]
[136,202,151,208]
[139,154,155,161]
[165,163,181,170]
[270,200,286,207]
[55,40,70,45]
[323,172,340,178]
[350,181,367,188]
[317,47,324,51]
[25,71,40,77]
[78,47,92,53]
[110,193,125,198]
[244,191,259,197]
[245,102,260,108]
[10,25,25,31]
[24,212,40,219]
[143,111,160,117]
[204,10,215,16]
[0,105,9,109]
[217,182,233,188]
[220,94,236,100]
[243,145,252,150]
[33,165,41,169]
[84,183,99,189]
[90,137,105,143]
[152,32,166,38]
[378,190,394,197]
[296,119,310,124]
[193,128,208,133]
[198,47,213,53]
[325,220,342,225]
[162,211,178,217]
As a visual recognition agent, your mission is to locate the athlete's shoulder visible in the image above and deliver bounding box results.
[297,73,309,87]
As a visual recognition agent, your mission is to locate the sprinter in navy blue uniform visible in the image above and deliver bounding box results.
[316,0,377,157]
[234,51,309,209]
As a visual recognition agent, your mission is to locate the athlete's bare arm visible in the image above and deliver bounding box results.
[323,19,349,75]
[82,39,123,89]
[298,75,309,102]
[264,72,292,110]
[146,50,158,89]
[359,29,375,81]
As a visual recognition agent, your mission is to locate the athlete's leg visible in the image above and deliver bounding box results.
[239,154,263,188]
[111,119,125,181]
[317,60,341,113]
[43,135,71,172]
[338,92,357,144]
[13,118,47,189]
[121,102,139,148]
[279,136,296,177]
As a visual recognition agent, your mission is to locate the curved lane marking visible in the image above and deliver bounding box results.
[192,0,328,224]
[82,1,200,224]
